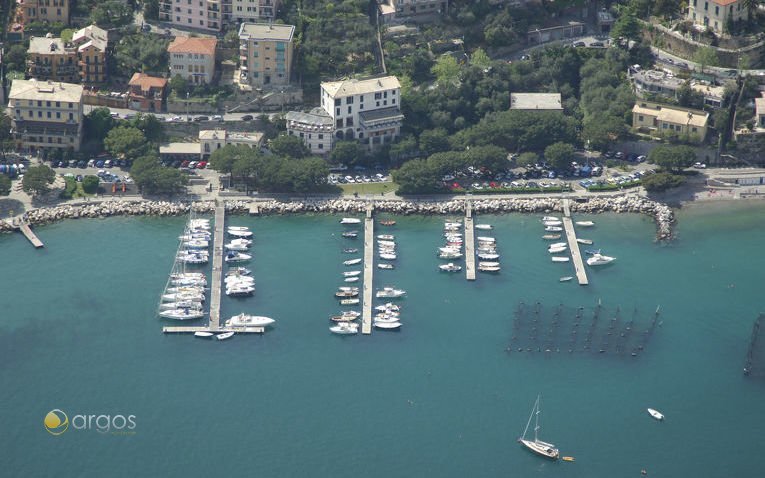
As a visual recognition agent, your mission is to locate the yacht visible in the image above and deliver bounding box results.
[344,277,359,283]
[170,272,205,279]
[376,287,406,298]
[475,224,493,230]
[340,218,361,224]
[170,278,207,287]
[542,216,560,222]
[225,285,255,297]
[343,270,362,277]
[478,253,500,260]
[518,395,559,460]
[159,308,205,320]
[335,290,359,298]
[330,322,359,335]
[162,292,205,302]
[344,258,362,266]
[374,321,402,330]
[575,220,595,227]
[377,234,395,241]
[378,240,396,248]
[477,236,496,243]
[439,251,463,259]
[340,298,360,305]
[542,234,561,240]
[194,331,214,338]
[378,263,395,270]
[379,253,397,261]
[165,286,205,294]
[159,300,203,310]
[379,220,396,226]
[576,238,593,245]
[444,221,462,229]
[439,263,462,272]
[439,246,461,254]
[226,313,275,327]
[177,253,209,265]
[647,408,664,421]
[586,253,616,266]
[375,303,400,312]
[227,229,253,238]
[544,226,563,232]
[226,267,252,276]
[543,221,562,227]
[183,239,209,249]
[478,263,501,272]
[227,226,250,232]
[548,246,567,254]
[225,242,250,251]
[225,252,252,263]
[373,314,401,324]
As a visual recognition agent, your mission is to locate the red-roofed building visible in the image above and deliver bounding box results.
[687,0,747,33]
[128,73,167,112]
[168,36,217,85]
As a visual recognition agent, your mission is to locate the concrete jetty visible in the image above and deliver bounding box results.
[562,199,589,286]
[207,202,226,329]
[464,201,476,281]
[362,205,374,334]
[18,221,44,248]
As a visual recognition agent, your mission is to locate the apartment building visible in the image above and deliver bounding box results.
[627,66,726,108]
[285,109,334,155]
[687,0,747,33]
[378,0,446,22]
[18,0,69,24]
[26,26,108,85]
[168,36,217,85]
[7,79,84,153]
[200,129,264,159]
[159,0,223,32]
[632,101,709,142]
[231,0,280,22]
[238,23,294,88]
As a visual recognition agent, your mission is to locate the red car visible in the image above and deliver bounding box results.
[197,161,207,169]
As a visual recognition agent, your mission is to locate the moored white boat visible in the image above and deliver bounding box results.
[344,277,359,282]
[439,251,463,259]
[343,270,361,277]
[377,234,395,240]
[162,292,205,302]
[225,285,255,297]
[548,246,567,254]
[475,224,493,230]
[340,217,361,224]
[542,216,560,222]
[226,267,252,276]
[344,258,362,266]
[477,236,496,243]
[545,226,563,232]
[225,242,250,251]
[177,253,209,264]
[647,408,664,421]
[225,252,252,263]
[340,298,360,305]
[159,300,203,310]
[586,253,616,266]
[375,303,400,312]
[576,238,593,245]
[227,226,249,232]
[379,253,397,260]
[542,234,561,240]
[378,263,394,270]
[575,220,595,227]
[226,313,274,327]
[330,322,359,334]
[551,256,570,262]
[216,332,235,340]
[194,331,214,338]
[559,276,574,282]
[376,287,406,298]
[159,308,205,320]
[374,321,402,330]
[478,253,500,260]
[439,262,462,272]
[165,286,205,294]
[183,239,209,249]
[518,395,559,460]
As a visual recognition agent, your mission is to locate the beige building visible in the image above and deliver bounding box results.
[168,36,218,85]
[285,109,334,155]
[200,129,264,158]
[71,25,109,84]
[159,0,223,32]
[7,79,84,153]
[687,0,747,33]
[18,0,69,24]
[231,0,280,23]
[632,101,709,142]
[238,23,294,87]
[27,26,108,85]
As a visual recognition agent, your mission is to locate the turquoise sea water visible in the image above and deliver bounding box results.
[2,203,765,477]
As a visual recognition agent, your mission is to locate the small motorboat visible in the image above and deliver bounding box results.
[227,226,250,232]
[344,258,362,266]
[548,242,567,248]
[226,314,275,327]
[478,264,501,272]
[475,224,493,230]
[545,226,563,232]
[184,239,209,249]
[159,308,205,320]
[375,303,400,312]
[340,298,360,305]
[379,253,397,260]
[378,240,396,247]
[586,254,616,266]
[330,322,359,335]
[343,270,362,277]
[647,408,664,421]
[226,267,252,276]
[379,220,396,226]
[194,331,214,338]
[162,292,205,302]
[160,300,203,310]
[559,276,574,282]
[227,229,253,238]
[548,246,567,254]
[542,234,562,240]
[343,248,359,254]
[576,238,593,245]
[216,332,235,341]
[225,242,250,251]
[225,252,252,263]
[477,236,495,243]
[543,221,562,227]
[439,251,463,259]
[335,290,359,298]
[374,321,402,330]
[378,263,394,270]
[439,262,462,272]
[376,287,406,298]
[342,231,358,238]
[344,277,359,283]
[373,314,400,324]
[177,253,209,264]
[551,256,570,262]
[575,221,595,227]
[562,456,575,462]
[377,234,395,240]
[225,285,255,297]
[478,253,500,260]
[340,217,361,224]
[542,216,560,222]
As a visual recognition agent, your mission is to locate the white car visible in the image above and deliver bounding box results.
[693,162,707,169]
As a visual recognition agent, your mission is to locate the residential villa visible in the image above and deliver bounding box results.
[71,25,109,84]
[627,66,726,108]
[378,0,447,23]
[287,75,404,153]
[18,0,69,24]
[632,101,709,142]
[7,79,84,153]
[26,26,108,85]
[238,23,294,88]
[200,129,264,159]
[168,36,218,85]
[127,73,168,112]
[687,0,746,33]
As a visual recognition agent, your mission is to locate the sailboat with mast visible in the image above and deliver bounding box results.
[518,394,559,460]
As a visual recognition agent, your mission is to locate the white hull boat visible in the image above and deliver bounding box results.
[376,287,406,298]
[171,272,205,279]
[228,230,253,238]
[340,298,360,305]
[343,270,361,277]
[379,253,397,260]
[374,321,402,330]
[559,276,574,282]
[577,238,593,245]
[478,253,500,260]
[159,300,203,310]
[166,286,205,294]
[479,265,501,272]
[479,261,500,267]
[586,254,616,266]
[475,224,493,230]
[225,243,250,251]
[344,258,362,266]
[375,303,400,312]
[159,308,204,320]
[344,277,359,283]
[184,239,209,249]
[227,313,275,327]
[542,216,560,222]
[330,323,359,335]
[542,234,561,240]
[216,332,235,341]
[518,395,559,460]
[543,221,562,227]
[194,331,214,338]
[439,252,463,260]
[378,263,394,270]
[225,252,252,263]
[647,408,664,421]
[162,293,205,302]
[177,254,209,264]
[439,263,462,272]
[548,247,567,254]
[226,286,255,297]
[545,226,563,232]
[170,278,207,287]
[227,226,250,232]
[575,221,595,227]
[340,218,361,224]
[226,267,251,276]
[377,234,395,240]
[551,256,570,263]
[477,237,496,243]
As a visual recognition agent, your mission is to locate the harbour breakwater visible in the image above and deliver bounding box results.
[0,195,674,239]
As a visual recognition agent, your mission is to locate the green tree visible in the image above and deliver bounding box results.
[419,128,451,156]
[0,175,11,196]
[392,159,443,194]
[470,48,492,70]
[290,158,330,193]
[209,144,258,174]
[329,141,365,166]
[611,11,642,41]
[389,135,418,164]
[143,0,160,20]
[90,1,133,28]
[583,115,626,152]
[84,107,115,145]
[641,171,685,192]
[130,155,188,195]
[403,49,434,83]
[693,47,719,73]
[4,44,28,71]
[648,144,697,172]
[60,28,75,43]
[128,114,166,143]
[270,134,310,159]
[104,126,148,161]
[114,34,170,75]
[0,111,15,160]
[742,0,760,20]
[431,55,461,87]
[653,0,679,18]
[516,152,539,169]
[676,82,705,109]
[21,165,56,195]
[169,74,190,97]
[82,175,100,194]
[544,142,576,171]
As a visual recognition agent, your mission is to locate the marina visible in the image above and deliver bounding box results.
[562,199,589,286]
[464,202,476,281]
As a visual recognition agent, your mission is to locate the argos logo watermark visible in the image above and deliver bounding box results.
[44,409,137,436]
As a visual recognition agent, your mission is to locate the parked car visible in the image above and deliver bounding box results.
[590,41,605,48]
[87,159,96,167]
[104,160,112,168]
[241,115,253,121]
[51,160,60,167]
[188,161,198,169]
[197,161,207,169]
[75,174,83,182]
[194,116,209,122]
[212,115,223,121]
[172,160,182,168]
[573,41,585,47]
[693,162,707,169]
[141,24,151,32]
[95,160,104,168]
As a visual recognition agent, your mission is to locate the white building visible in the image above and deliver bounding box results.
[687,0,747,33]
[231,0,280,23]
[200,129,264,159]
[285,108,334,155]
[168,36,217,85]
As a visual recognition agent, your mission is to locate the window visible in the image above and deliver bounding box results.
[704,1,708,10]
[28,111,33,118]
[346,118,353,127]
[318,144,323,150]
[47,111,51,118]
[383,91,387,98]
[336,119,343,128]
[376,102,380,107]
[692,127,698,132]
[46,101,51,107]
[638,115,644,121]
[662,123,668,129]
[346,96,353,105]
[359,95,364,102]
[374,92,382,100]
[715,6,718,15]
[334,99,341,107]
[56,101,60,107]
[37,101,42,107]
[69,113,73,120]
[392,99,396,105]
[318,134,323,140]
[38,111,42,118]
[336,108,341,116]
[347,106,352,114]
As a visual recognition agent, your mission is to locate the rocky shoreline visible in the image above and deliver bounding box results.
[0,195,675,240]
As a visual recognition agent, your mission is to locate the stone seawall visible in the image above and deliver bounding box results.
[0,196,675,240]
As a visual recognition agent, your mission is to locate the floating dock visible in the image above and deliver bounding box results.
[464,201,476,281]
[362,205,374,335]
[162,326,264,334]
[562,199,588,286]
[18,221,44,248]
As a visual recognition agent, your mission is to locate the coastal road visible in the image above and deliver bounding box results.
[82,105,272,122]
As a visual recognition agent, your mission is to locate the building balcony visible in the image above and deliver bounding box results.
[207,5,219,11]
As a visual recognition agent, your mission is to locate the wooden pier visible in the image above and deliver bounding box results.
[362,205,374,335]
[464,201,476,281]
[562,199,589,286]
[18,221,44,248]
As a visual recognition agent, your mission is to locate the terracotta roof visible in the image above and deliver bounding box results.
[128,73,167,91]
[168,36,217,56]
[712,0,740,5]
